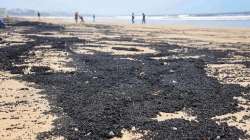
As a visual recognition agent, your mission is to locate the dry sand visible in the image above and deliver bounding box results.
[0,17,249,139]
[0,71,56,139]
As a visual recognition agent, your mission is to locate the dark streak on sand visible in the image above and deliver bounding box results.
[0,20,250,140]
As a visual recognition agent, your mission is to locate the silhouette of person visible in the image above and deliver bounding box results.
[75,12,79,24]
[132,13,135,24]
[93,14,96,22]
[0,19,5,28]
[37,12,41,20]
[79,15,84,23]
[142,13,146,24]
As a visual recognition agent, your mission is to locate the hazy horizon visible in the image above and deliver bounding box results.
[1,0,250,15]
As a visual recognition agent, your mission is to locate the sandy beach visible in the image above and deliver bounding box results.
[0,17,250,139]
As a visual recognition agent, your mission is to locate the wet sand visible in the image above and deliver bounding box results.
[0,17,249,139]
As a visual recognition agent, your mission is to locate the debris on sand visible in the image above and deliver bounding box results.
[108,131,115,137]
[0,19,250,140]
[172,127,178,131]
[112,47,142,52]
[19,87,29,91]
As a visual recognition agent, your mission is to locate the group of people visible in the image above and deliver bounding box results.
[36,11,146,24]
[36,11,95,24]
[132,13,146,24]
[74,12,146,24]
[74,12,95,24]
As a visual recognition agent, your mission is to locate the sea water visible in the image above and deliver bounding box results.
[111,14,250,28]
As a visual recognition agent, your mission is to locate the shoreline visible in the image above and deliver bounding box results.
[4,16,250,29]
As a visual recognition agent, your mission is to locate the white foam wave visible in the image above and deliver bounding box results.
[176,15,250,21]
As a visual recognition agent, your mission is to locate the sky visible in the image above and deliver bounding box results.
[1,0,250,15]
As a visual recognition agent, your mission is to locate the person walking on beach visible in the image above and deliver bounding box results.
[132,13,135,24]
[37,12,41,20]
[142,13,146,24]
[75,12,79,24]
[93,14,96,22]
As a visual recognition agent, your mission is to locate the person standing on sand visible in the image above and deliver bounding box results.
[132,13,135,24]
[93,14,96,22]
[142,13,146,24]
[75,12,79,24]
[37,12,41,20]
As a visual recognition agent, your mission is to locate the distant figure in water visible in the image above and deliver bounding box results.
[79,15,84,23]
[75,12,79,24]
[132,13,135,24]
[142,13,146,24]
[37,12,41,20]
[93,14,96,22]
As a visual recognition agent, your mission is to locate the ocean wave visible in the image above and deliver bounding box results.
[176,15,250,21]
